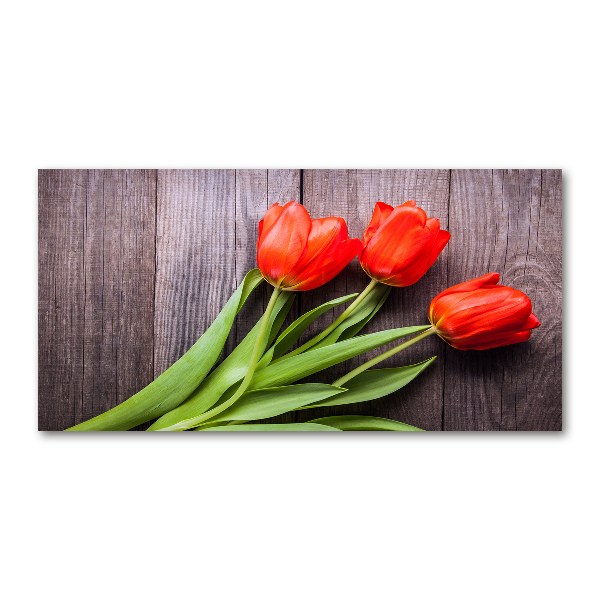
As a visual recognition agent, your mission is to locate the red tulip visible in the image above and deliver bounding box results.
[428,273,541,350]
[360,200,451,286]
[257,202,362,291]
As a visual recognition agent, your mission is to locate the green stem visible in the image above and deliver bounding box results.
[332,326,437,387]
[157,286,282,430]
[273,278,381,362]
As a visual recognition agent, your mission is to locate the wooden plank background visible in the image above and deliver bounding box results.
[38,169,562,431]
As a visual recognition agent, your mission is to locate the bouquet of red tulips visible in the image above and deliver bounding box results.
[67,200,540,431]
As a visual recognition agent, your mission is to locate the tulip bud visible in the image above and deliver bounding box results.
[429,273,541,350]
[360,201,451,286]
[257,202,363,291]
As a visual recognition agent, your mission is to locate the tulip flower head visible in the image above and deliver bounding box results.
[257,202,362,291]
[429,273,541,350]
[360,201,451,287]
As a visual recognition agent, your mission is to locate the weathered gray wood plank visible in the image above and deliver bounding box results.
[517,169,562,430]
[363,170,450,431]
[38,170,87,430]
[154,170,237,379]
[82,170,156,428]
[444,169,500,431]
[297,170,451,430]
[232,170,301,352]
[230,169,269,356]
[444,170,562,431]
[289,169,365,428]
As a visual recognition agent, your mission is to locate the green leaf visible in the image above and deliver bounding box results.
[310,415,424,431]
[152,325,429,432]
[194,383,346,425]
[334,286,391,342]
[302,357,436,409]
[247,326,431,392]
[256,293,358,368]
[198,423,341,432]
[148,291,296,431]
[67,269,265,431]
[311,283,391,349]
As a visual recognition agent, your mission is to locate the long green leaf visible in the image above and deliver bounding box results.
[197,359,435,428]
[333,286,391,342]
[310,415,423,431]
[149,292,371,431]
[199,359,434,427]
[256,293,358,368]
[311,283,391,349]
[191,383,345,426]
[302,357,436,409]
[67,269,265,431]
[153,325,430,431]
[199,423,341,432]
[148,291,296,430]
[247,326,431,392]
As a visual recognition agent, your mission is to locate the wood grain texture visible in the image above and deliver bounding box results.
[39,170,86,430]
[443,170,562,431]
[38,170,157,431]
[295,170,450,430]
[82,170,156,429]
[231,170,301,353]
[38,169,562,431]
[154,170,237,377]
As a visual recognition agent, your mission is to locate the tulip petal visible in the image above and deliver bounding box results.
[523,312,542,329]
[287,217,344,277]
[386,219,450,287]
[367,204,428,250]
[430,274,540,351]
[257,202,311,285]
[447,272,501,293]
[360,201,450,287]
[423,228,451,275]
[432,287,514,323]
[452,330,532,351]
[430,273,501,308]
[362,202,394,246]
[433,291,533,339]
[258,203,284,240]
[285,238,363,291]
[362,204,434,284]
[432,229,452,256]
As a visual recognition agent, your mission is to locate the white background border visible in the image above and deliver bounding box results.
[2,2,594,599]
